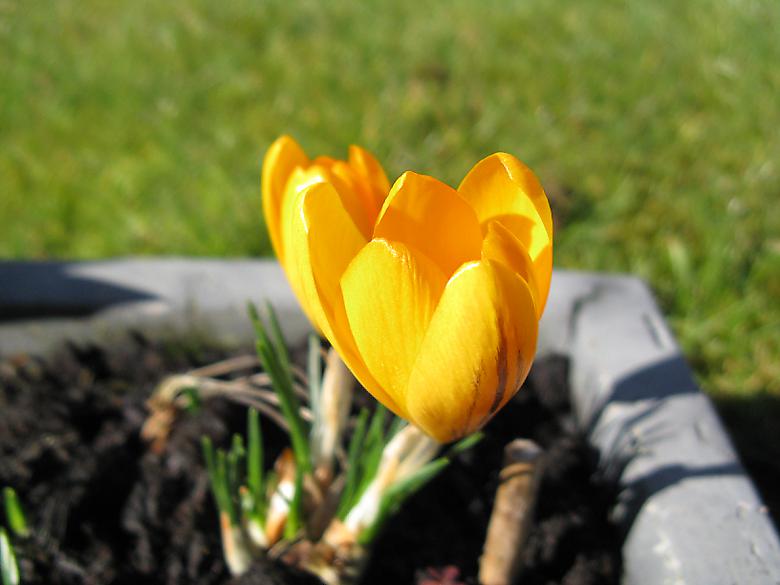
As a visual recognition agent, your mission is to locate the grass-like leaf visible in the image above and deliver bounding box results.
[201,437,219,500]
[265,301,291,375]
[336,408,370,519]
[0,528,19,585]
[246,408,265,520]
[283,469,304,541]
[354,406,389,499]
[227,434,245,499]
[307,334,322,426]
[216,449,238,524]
[202,437,238,525]
[359,432,484,545]
[248,302,311,473]
[2,489,28,539]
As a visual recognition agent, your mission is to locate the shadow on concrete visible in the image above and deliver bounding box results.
[583,356,753,535]
[614,462,743,535]
[599,355,700,410]
[586,356,703,477]
[0,261,156,321]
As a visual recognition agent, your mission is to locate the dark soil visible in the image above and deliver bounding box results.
[0,337,621,585]
[366,355,621,585]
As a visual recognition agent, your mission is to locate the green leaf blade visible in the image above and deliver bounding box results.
[246,408,264,514]
[0,528,19,585]
[248,302,311,473]
[2,488,28,539]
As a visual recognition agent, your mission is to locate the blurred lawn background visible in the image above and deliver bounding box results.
[1,0,778,498]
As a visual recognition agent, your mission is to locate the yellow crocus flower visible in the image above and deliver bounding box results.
[262,136,553,443]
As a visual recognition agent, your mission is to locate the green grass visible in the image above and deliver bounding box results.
[2,0,778,411]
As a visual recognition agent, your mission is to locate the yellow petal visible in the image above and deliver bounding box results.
[457,153,553,312]
[341,239,447,414]
[374,172,482,277]
[457,152,553,239]
[261,136,309,262]
[325,160,374,239]
[348,145,391,220]
[287,183,404,415]
[489,214,552,313]
[303,156,374,240]
[481,219,543,318]
[279,166,331,303]
[310,155,337,167]
[405,260,538,442]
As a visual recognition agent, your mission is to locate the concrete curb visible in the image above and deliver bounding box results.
[0,259,309,356]
[2,259,779,584]
[540,271,780,584]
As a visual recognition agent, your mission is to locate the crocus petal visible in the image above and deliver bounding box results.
[288,183,404,415]
[457,152,553,239]
[261,136,308,262]
[488,214,552,313]
[348,145,391,220]
[374,172,482,277]
[325,160,374,239]
[303,156,375,240]
[457,153,553,311]
[341,239,447,413]
[405,260,538,442]
[279,166,332,305]
[481,219,542,318]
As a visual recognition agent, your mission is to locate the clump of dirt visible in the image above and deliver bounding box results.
[0,338,621,585]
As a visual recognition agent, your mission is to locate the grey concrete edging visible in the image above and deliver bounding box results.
[1,259,779,584]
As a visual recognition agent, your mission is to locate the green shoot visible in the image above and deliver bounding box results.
[265,301,291,374]
[248,302,311,473]
[194,305,478,576]
[354,406,389,499]
[0,528,18,585]
[201,437,238,525]
[227,434,245,498]
[359,460,446,545]
[216,450,237,524]
[246,408,265,520]
[182,386,201,414]
[337,408,370,519]
[445,431,484,457]
[201,436,219,502]
[2,489,28,539]
[359,432,484,545]
[284,468,304,541]
[307,334,322,426]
